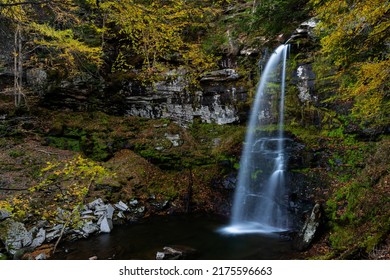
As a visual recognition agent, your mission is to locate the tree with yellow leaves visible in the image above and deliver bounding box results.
[311,0,389,129]
[100,0,221,84]
[0,0,103,106]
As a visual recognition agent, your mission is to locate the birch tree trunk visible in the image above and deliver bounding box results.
[14,23,26,108]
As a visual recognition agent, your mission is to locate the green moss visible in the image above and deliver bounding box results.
[8,150,26,158]
[47,136,81,151]
[329,226,357,251]
[324,138,389,257]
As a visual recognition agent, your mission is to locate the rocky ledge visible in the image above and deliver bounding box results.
[0,198,151,260]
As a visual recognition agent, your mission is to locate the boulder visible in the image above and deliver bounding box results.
[129,199,139,207]
[45,224,64,242]
[114,201,130,212]
[82,222,100,235]
[99,216,113,233]
[0,219,32,255]
[106,204,115,220]
[30,228,46,248]
[117,211,126,219]
[88,198,105,209]
[0,210,10,221]
[156,245,197,260]
[293,203,323,251]
[35,253,47,260]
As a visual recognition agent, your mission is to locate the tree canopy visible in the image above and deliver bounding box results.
[311,0,390,130]
[100,0,222,83]
[0,0,228,84]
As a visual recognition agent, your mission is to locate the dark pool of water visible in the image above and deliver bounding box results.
[51,215,295,260]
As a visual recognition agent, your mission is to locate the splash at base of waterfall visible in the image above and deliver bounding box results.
[219,222,289,235]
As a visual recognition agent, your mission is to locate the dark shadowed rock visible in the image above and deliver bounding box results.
[156,245,197,260]
[0,210,10,221]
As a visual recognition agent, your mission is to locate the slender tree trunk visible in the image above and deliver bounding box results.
[184,167,193,213]
[14,23,25,108]
[101,13,106,49]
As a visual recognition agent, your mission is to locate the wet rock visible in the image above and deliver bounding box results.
[222,173,237,189]
[82,222,99,235]
[156,251,165,260]
[117,211,126,219]
[35,253,47,260]
[129,199,139,207]
[106,204,115,220]
[151,200,169,211]
[135,206,145,214]
[156,245,197,260]
[293,203,323,251]
[99,216,113,233]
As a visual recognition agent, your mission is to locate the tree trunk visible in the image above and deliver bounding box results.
[14,23,26,108]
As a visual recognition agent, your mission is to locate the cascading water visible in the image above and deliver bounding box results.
[221,44,290,234]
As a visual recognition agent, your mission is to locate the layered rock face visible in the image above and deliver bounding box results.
[38,68,248,126]
[123,69,247,126]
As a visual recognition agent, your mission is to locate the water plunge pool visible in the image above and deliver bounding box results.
[51,215,295,260]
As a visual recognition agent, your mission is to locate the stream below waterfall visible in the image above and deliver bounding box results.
[50,215,295,260]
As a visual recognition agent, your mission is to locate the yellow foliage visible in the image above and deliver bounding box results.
[0,155,114,228]
[345,59,390,123]
[102,0,222,83]
[311,0,390,127]
[30,23,103,75]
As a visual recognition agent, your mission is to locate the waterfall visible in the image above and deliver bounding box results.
[221,44,290,234]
